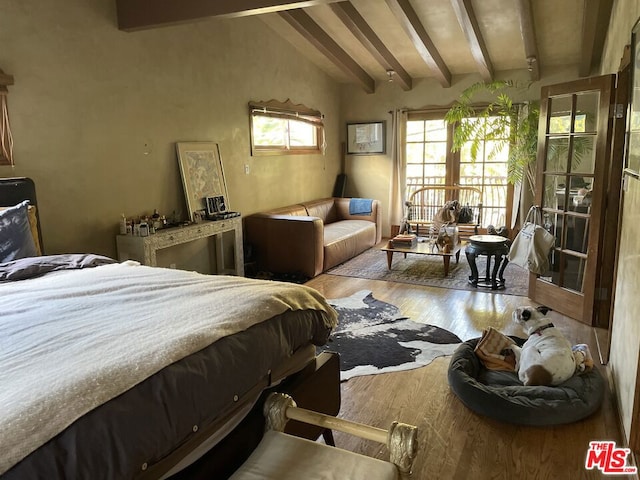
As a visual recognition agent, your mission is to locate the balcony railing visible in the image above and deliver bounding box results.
[406,176,508,227]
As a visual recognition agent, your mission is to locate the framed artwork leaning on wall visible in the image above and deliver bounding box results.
[176,142,229,222]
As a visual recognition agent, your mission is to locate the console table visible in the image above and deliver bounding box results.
[465,234,510,290]
[116,217,244,276]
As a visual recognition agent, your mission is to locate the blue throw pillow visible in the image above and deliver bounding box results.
[0,201,38,263]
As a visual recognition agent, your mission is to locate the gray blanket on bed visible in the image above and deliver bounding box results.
[0,261,338,475]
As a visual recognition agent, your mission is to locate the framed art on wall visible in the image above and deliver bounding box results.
[346,121,385,155]
[176,142,229,222]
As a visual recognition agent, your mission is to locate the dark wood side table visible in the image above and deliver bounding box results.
[465,234,510,290]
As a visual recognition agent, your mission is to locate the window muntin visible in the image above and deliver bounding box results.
[405,113,513,228]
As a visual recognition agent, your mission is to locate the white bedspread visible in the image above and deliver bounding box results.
[0,261,337,475]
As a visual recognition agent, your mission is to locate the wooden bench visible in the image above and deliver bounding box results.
[405,185,483,241]
[230,392,418,480]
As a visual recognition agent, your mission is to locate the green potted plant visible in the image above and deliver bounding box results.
[444,80,539,194]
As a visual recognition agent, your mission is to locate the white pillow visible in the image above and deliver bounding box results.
[0,200,38,263]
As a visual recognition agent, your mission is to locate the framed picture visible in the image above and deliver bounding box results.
[627,19,640,176]
[176,142,229,222]
[346,121,385,155]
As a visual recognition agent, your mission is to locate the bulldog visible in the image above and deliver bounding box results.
[507,306,576,386]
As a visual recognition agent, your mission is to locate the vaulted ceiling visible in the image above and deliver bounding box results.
[115,0,613,93]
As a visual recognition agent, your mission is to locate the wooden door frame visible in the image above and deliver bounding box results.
[530,74,616,325]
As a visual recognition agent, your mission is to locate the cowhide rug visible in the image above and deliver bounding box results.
[319,290,462,381]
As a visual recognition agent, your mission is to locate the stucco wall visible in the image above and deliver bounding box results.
[0,0,342,259]
[601,0,640,445]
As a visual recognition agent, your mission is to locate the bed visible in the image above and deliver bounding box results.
[0,177,339,479]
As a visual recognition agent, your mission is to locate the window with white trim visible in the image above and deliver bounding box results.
[249,101,324,156]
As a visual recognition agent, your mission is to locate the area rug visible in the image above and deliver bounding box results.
[318,290,462,381]
[326,246,529,296]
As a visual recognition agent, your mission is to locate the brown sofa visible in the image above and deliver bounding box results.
[244,197,382,279]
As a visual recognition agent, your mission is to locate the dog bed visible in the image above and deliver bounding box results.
[447,337,606,426]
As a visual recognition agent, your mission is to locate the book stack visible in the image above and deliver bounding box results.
[391,233,417,248]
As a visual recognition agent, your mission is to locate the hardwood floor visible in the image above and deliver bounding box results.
[305,273,632,480]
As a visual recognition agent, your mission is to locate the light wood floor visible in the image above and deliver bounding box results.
[305,273,632,480]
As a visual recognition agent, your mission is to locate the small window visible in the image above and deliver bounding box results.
[249,100,324,156]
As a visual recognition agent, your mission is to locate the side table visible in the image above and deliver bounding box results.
[465,234,510,290]
[116,217,244,276]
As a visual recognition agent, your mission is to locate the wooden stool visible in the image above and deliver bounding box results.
[229,393,418,480]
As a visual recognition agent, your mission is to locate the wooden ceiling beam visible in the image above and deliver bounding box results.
[450,0,493,82]
[579,0,613,77]
[279,9,375,93]
[385,0,451,88]
[514,0,540,81]
[331,1,412,91]
[116,0,342,31]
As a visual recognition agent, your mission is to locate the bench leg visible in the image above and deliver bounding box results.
[322,429,336,446]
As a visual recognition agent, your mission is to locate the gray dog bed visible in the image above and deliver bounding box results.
[447,337,606,426]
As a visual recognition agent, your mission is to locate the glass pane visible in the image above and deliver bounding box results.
[406,120,425,142]
[423,164,446,181]
[562,254,586,292]
[288,120,316,147]
[482,207,506,227]
[425,119,447,141]
[252,116,286,146]
[460,162,483,179]
[484,185,508,209]
[406,163,424,180]
[460,141,484,162]
[484,162,508,179]
[544,212,564,248]
[571,136,596,175]
[484,140,509,161]
[543,175,567,211]
[546,137,570,172]
[549,96,573,134]
[424,142,447,163]
[547,249,560,284]
[567,215,589,254]
[575,92,599,133]
[406,143,424,163]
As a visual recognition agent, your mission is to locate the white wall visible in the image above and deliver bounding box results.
[0,0,342,259]
[601,0,640,445]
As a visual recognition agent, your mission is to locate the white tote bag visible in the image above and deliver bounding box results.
[507,206,555,274]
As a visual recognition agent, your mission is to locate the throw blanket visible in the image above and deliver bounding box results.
[0,262,338,475]
[349,198,373,215]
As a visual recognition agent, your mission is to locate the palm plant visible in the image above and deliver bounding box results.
[444,80,539,193]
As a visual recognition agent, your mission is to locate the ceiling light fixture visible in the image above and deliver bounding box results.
[526,56,537,72]
[386,69,396,82]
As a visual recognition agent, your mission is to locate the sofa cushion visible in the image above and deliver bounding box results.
[302,198,338,224]
[323,220,376,271]
[264,204,308,216]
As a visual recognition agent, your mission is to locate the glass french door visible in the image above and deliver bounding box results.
[530,75,615,325]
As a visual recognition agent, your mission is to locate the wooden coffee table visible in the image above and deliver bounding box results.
[380,241,462,276]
